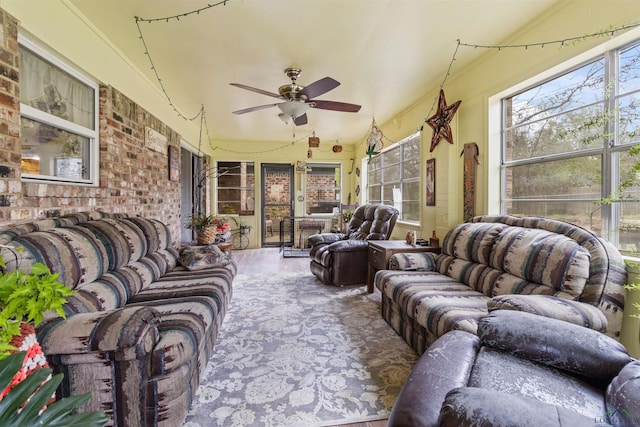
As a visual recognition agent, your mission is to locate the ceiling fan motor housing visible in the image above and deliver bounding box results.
[230,66,361,125]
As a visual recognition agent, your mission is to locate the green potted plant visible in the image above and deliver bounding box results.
[0,248,74,359]
[0,351,108,426]
[232,217,252,235]
[185,213,229,244]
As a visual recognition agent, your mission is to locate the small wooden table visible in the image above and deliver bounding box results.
[367,240,441,293]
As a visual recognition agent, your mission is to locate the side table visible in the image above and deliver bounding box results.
[367,240,441,293]
[216,242,233,258]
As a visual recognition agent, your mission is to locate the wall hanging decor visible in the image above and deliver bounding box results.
[426,158,436,206]
[308,132,320,148]
[366,119,384,163]
[426,90,462,152]
[462,142,480,221]
[168,145,179,181]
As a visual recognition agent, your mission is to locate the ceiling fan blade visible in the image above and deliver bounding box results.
[299,77,340,100]
[229,83,283,99]
[232,103,279,115]
[293,113,308,126]
[310,100,361,113]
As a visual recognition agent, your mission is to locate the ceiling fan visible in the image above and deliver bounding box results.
[230,67,361,126]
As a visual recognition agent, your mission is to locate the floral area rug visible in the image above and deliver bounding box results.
[183,272,419,427]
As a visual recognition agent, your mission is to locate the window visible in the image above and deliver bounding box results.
[216,161,255,215]
[367,133,421,222]
[502,39,640,253]
[305,163,341,214]
[19,37,99,185]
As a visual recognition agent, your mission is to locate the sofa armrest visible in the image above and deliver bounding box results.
[488,294,609,332]
[327,239,369,252]
[388,252,437,271]
[388,331,480,427]
[38,306,161,358]
[478,310,632,385]
[439,387,600,427]
[308,233,344,246]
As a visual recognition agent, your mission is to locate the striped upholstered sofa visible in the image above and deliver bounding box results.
[375,215,627,354]
[0,211,236,427]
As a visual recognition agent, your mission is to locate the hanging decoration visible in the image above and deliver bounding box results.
[365,119,384,163]
[425,89,462,152]
[332,140,343,153]
[462,143,480,221]
[308,132,320,148]
[135,2,640,160]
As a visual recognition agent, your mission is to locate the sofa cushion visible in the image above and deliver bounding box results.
[5,227,109,289]
[488,294,609,331]
[490,227,591,298]
[478,310,631,384]
[441,222,505,265]
[468,347,607,418]
[376,270,489,336]
[439,387,597,427]
[178,245,231,271]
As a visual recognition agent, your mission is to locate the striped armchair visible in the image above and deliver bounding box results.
[0,212,236,427]
[375,215,627,354]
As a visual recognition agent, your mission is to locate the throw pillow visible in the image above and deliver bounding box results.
[178,245,230,270]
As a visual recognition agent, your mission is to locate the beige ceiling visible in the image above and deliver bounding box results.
[67,0,560,145]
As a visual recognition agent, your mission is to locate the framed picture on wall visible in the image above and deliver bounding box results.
[168,145,179,182]
[426,158,435,206]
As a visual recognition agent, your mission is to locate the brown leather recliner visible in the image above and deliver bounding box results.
[389,309,639,427]
[308,203,399,286]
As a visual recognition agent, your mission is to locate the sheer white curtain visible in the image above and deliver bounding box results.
[20,47,94,129]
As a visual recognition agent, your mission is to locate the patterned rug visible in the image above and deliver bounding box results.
[183,272,419,427]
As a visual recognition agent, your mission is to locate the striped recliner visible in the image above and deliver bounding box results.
[0,211,236,427]
[375,215,627,355]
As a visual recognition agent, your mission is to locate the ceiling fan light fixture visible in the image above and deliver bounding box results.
[278,113,290,124]
[278,100,310,119]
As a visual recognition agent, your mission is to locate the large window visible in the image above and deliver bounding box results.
[216,161,255,215]
[367,133,421,222]
[19,37,99,185]
[502,39,640,253]
[306,163,341,214]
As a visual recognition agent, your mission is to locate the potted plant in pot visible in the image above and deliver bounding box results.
[231,217,252,234]
[185,213,230,244]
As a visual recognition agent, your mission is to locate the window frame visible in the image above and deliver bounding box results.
[500,37,640,251]
[305,162,341,215]
[215,161,255,216]
[366,132,421,224]
[19,35,99,186]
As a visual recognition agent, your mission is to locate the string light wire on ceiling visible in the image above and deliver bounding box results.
[133,4,640,157]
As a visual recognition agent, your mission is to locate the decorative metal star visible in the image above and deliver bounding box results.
[426,89,462,152]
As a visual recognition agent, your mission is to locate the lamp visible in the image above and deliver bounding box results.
[277,100,310,119]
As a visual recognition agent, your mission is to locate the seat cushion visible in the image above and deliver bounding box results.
[469,347,607,419]
[376,270,489,336]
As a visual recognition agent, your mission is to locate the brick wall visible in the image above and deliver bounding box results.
[0,9,183,242]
